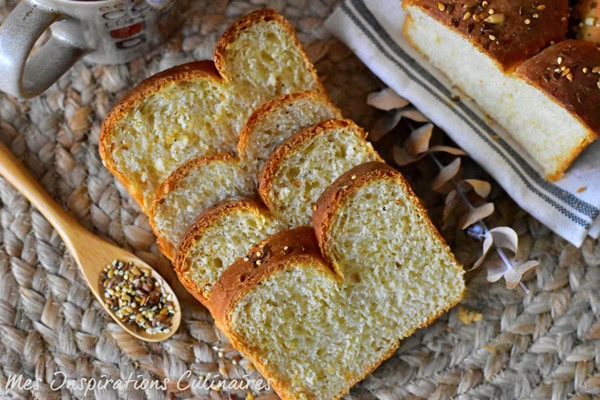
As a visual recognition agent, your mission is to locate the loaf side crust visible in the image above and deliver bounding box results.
[98,61,223,211]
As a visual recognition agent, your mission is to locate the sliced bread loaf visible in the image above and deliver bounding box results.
[175,197,284,305]
[99,9,325,211]
[238,90,342,182]
[149,154,254,260]
[402,1,599,180]
[209,161,465,399]
[258,118,382,227]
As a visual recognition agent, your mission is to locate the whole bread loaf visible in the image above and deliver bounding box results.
[99,9,325,211]
[403,0,600,180]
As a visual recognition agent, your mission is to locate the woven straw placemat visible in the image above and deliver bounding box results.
[1,0,600,399]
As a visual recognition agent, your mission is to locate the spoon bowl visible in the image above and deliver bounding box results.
[0,139,181,342]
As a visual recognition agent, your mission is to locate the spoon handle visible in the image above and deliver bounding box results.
[0,140,85,247]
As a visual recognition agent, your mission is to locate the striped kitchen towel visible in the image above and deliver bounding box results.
[325,0,600,248]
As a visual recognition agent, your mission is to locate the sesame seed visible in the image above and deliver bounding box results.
[533,13,539,19]
[463,11,472,20]
[524,18,531,25]
[482,1,488,6]
[484,13,505,24]
[597,81,600,89]
[437,2,445,11]
[566,73,573,82]
[537,4,546,10]
[488,9,495,14]
[583,67,589,73]
[592,66,600,74]
[489,34,496,41]
[557,56,563,64]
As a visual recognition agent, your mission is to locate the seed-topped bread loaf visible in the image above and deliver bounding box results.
[99,8,324,211]
[403,0,599,180]
[209,163,465,399]
[149,154,254,260]
[258,118,382,227]
[175,197,284,305]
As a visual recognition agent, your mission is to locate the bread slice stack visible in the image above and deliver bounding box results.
[402,0,600,181]
[99,8,465,399]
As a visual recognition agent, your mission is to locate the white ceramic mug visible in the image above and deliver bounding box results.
[0,0,181,98]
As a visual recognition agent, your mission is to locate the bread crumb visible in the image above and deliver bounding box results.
[577,186,587,193]
[482,344,496,354]
[458,306,483,324]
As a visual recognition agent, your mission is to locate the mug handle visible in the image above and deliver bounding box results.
[0,0,89,98]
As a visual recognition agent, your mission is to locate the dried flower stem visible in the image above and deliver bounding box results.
[429,152,529,293]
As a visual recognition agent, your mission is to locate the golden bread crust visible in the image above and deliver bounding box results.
[402,0,569,71]
[515,40,600,180]
[174,197,270,306]
[148,153,239,259]
[98,61,223,212]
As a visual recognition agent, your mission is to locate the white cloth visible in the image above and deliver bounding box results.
[325,0,600,247]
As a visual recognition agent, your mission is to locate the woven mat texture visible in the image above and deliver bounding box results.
[1,0,600,399]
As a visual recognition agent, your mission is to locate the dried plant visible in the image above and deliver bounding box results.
[367,88,538,291]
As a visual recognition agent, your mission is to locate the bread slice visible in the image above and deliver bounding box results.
[209,162,465,399]
[238,90,342,182]
[175,197,284,305]
[149,154,254,260]
[258,118,382,227]
[403,1,599,180]
[99,9,325,211]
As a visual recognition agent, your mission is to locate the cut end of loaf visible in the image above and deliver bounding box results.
[403,6,597,179]
[175,197,284,304]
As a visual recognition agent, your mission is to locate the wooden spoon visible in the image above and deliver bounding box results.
[0,140,181,342]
